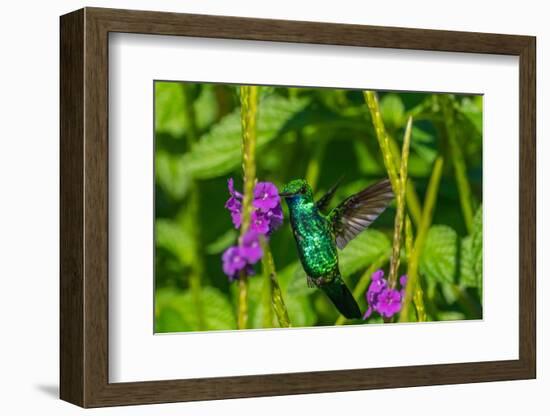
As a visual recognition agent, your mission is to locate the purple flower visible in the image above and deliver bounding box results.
[240,230,263,263]
[225,178,284,235]
[222,246,247,281]
[250,210,270,234]
[363,269,387,319]
[366,272,387,304]
[222,178,285,281]
[230,211,242,228]
[266,204,284,233]
[228,178,243,199]
[253,182,280,212]
[225,197,242,228]
[363,270,407,320]
[376,288,403,318]
[225,179,243,228]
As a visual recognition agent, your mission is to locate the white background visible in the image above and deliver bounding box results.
[0,0,546,415]
[110,34,519,382]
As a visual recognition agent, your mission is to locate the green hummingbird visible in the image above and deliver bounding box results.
[280,178,393,319]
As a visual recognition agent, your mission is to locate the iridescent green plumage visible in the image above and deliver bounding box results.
[281,178,393,319]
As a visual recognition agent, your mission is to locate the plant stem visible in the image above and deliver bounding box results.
[400,157,444,322]
[405,181,423,229]
[363,91,399,192]
[440,95,474,233]
[364,91,422,229]
[237,277,248,329]
[388,117,412,288]
[387,137,422,228]
[416,156,444,252]
[335,250,391,325]
[239,86,259,233]
[261,256,274,328]
[260,236,291,328]
[237,85,259,329]
[399,216,425,322]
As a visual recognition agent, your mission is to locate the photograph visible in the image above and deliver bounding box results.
[153,81,483,333]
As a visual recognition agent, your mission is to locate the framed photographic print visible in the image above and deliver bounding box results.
[60,7,536,408]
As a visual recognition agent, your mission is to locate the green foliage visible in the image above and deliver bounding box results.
[420,225,458,285]
[182,96,310,179]
[155,286,236,332]
[286,295,317,327]
[459,235,476,287]
[205,228,238,255]
[459,205,482,292]
[155,82,218,138]
[154,82,483,331]
[156,219,195,266]
[471,206,483,297]
[380,94,405,128]
[155,82,187,137]
[339,229,392,276]
[156,150,192,200]
[459,96,483,135]
[247,277,271,329]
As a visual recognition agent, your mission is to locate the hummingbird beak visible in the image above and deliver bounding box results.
[279,191,294,198]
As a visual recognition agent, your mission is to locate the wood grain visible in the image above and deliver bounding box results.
[60,7,537,408]
[59,8,84,406]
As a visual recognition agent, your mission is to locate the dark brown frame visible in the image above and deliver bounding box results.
[60,7,536,408]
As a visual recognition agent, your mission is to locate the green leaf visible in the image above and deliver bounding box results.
[457,206,483,293]
[459,96,483,134]
[155,287,236,332]
[155,219,195,266]
[410,141,437,165]
[411,126,434,143]
[441,282,458,304]
[286,264,315,297]
[244,266,315,328]
[471,206,483,295]
[459,235,477,288]
[410,127,437,164]
[194,287,237,330]
[380,94,405,128]
[420,225,458,284]
[155,287,189,332]
[155,150,191,200]
[247,277,270,329]
[285,295,316,327]
[183,96,310,179]
[437,311,466,321]
[205,228,238,255]
[155,82,219,138]
[339,230,391,277]
[194,84,219,131]
[155,82,186,137]
[353,141,384,175]
[276,261,300,294]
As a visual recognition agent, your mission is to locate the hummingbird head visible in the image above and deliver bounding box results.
[280,179,313,200]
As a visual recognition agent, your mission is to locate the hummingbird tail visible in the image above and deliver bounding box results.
[322,279,362,319]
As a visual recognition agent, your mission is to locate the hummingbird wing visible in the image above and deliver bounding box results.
[329,179,394,249]
[315,176,344,213]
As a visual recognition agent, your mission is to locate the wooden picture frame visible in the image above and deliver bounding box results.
[60,7,536,408]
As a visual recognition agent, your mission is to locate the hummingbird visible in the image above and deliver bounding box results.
[280,178,393,319]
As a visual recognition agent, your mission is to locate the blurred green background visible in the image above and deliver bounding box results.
[154,82,483,332]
